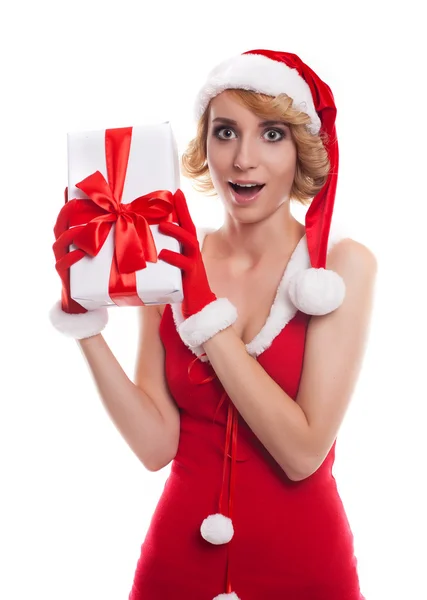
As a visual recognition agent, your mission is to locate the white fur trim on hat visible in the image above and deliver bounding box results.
[288,267,345,316]
[200,513,234,545]
[178,298,238,349]
[49,300,108,339]
[213,593,241,600]
[195,52,321,134]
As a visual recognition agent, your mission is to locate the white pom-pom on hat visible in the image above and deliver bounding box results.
[49,301,108,339]
[213,593,241,599]
[288,267,346,316]
[200,513,234,545]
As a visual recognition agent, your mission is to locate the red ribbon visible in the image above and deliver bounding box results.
[188,355,246,595]
[53,127,180,309]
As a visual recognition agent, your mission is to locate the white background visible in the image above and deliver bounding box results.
[1,1,426,599]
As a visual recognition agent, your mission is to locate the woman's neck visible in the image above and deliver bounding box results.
[205,213,305,270]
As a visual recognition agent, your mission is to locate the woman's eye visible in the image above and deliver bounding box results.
[214,127,236,140]
[213,127,285,141]
[263,129,285,142]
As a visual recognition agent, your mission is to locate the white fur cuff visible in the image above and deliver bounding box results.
[49,301,109,339]
[178,298,237,349]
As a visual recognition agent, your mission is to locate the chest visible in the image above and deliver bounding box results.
[158,256,287,345]
[198,256,288,346]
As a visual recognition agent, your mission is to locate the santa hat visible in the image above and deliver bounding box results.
[194,49,345,316]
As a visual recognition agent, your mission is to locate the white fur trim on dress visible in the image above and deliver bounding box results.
[213,593,241,600]
[178,298,238,349]
[49,301,108,339]
[244,224,349,357]
[171,225,349,359]
[195,52,321,134]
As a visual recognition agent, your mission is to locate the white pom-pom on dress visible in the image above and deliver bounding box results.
[200,513,234,545]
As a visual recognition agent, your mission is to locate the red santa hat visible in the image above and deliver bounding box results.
[194,49,345,316]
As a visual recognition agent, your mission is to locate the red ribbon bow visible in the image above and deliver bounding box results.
[71,169,176,275]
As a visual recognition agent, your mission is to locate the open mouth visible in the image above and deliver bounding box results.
[229,182,265,198]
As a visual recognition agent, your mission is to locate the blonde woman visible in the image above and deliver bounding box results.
[51,49,377,600]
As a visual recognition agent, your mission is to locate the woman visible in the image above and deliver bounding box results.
[50,50,377,599]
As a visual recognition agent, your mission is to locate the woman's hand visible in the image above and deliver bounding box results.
[158,190,216,318]
[158,190,237,351]
[49,188,109,339]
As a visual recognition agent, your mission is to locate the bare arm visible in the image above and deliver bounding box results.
[77,305,180,471]
[203,239,377,481]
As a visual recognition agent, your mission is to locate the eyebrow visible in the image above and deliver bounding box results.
[212,117,289,127]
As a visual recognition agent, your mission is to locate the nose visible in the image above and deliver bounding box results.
[233,137,259,171]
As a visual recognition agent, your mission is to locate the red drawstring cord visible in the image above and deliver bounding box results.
[188,354,240,594]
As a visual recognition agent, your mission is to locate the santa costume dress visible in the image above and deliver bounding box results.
[127,226,366,600]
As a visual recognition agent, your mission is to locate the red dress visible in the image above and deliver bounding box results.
[128,227,366,600]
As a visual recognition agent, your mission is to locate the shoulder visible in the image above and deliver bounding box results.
[327,237,378,283]
[313,236,378,335]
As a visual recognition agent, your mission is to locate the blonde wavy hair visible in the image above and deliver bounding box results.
[181,89,331,206]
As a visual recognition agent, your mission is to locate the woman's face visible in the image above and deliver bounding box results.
[206,90,297,223]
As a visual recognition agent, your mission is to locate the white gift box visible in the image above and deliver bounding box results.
[67,122,183,309]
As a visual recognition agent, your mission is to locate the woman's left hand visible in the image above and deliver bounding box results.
[158,190,216,319]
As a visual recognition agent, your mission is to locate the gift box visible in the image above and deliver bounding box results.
[65,123,184,309]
